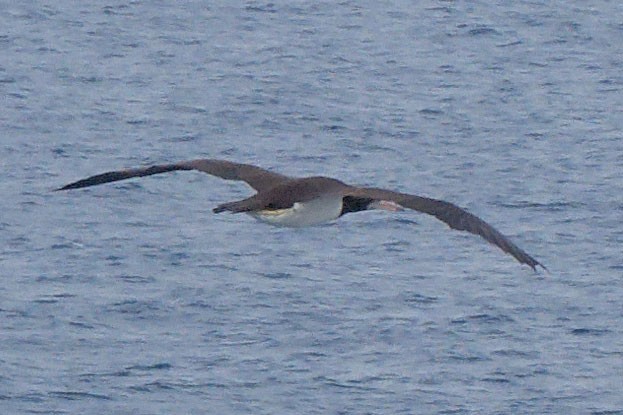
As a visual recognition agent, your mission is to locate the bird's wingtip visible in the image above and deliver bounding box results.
[55,181,83,191]
[529,261,548,274]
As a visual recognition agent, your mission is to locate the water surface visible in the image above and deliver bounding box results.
[1,1,622,414]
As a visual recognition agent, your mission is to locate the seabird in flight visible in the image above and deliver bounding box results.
[57,159,545,270]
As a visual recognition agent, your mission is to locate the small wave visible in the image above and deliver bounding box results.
[404,293,438,305]
[571,328,610,336]
[481,376,511,384]
[497,201,584,211]
[128,381,176,392]
[117,274,156,284]
[127,362,172,371]
[468,26,499,36]
[49,391,112,401]
[259,271,292,279]
[68,321,95,329]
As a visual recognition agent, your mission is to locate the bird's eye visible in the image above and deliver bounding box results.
[266,203,276,209]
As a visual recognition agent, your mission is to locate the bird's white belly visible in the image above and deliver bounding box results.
[248,196,343,227]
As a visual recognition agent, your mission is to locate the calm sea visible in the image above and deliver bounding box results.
[1,1,622,414]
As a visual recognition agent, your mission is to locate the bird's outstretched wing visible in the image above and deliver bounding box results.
[347,187,545,271]
[56,159,291,193]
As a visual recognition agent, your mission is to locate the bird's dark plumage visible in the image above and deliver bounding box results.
[57,159,290,193]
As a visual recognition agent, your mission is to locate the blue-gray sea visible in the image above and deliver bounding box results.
[2,1,622,414]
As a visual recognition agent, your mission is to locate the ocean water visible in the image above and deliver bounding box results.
[1,1,622,414]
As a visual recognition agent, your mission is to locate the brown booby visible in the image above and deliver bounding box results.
[57,159,545,270]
